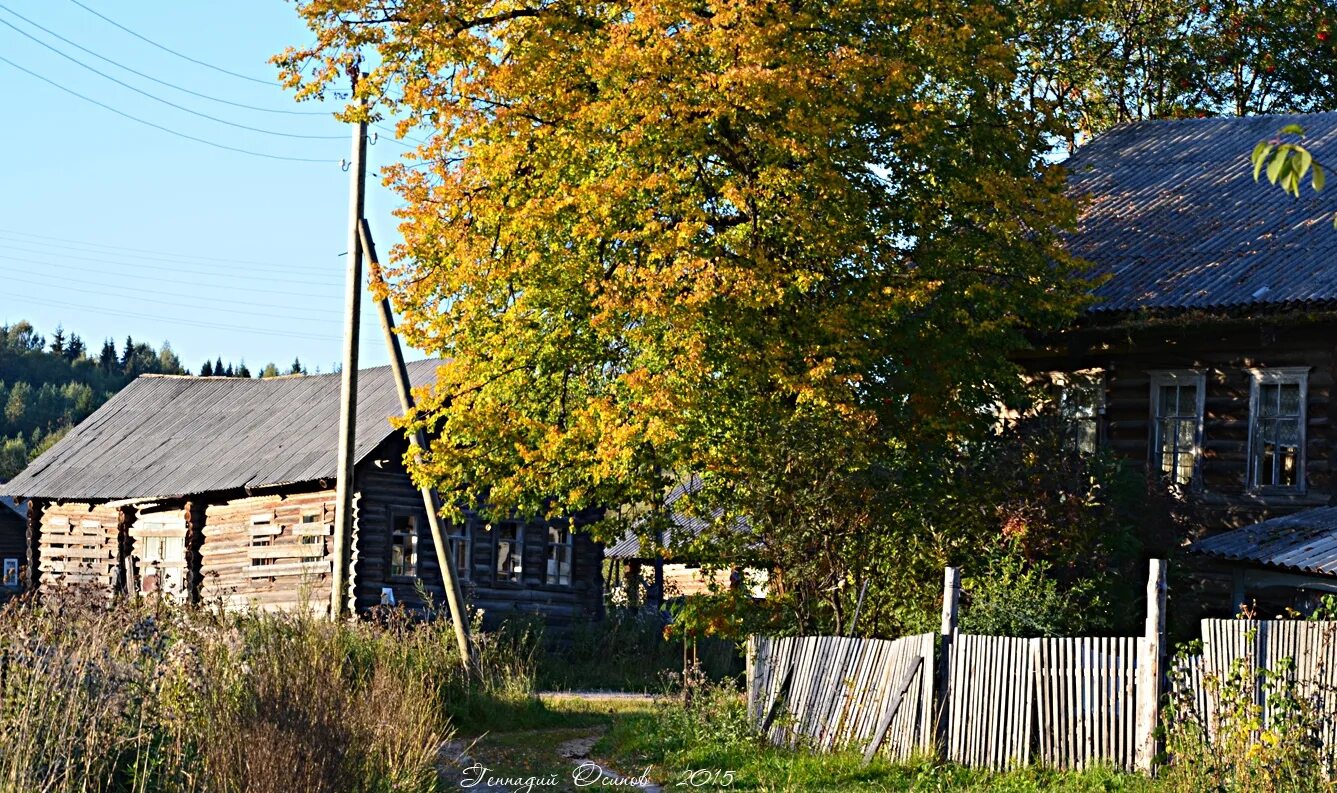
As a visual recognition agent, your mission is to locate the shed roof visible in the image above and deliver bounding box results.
[1190,506,1337,577]
[605,476,748,560]
[0,360,440,502]
[1067,111,1337,314]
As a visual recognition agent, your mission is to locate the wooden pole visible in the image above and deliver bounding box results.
[935,566,960,759]
[358,220,472,670]
[330,78,367,620]
[1135,558,1167,773]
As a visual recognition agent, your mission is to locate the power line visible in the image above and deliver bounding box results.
[0,268,340,323]
[0,230,345,275]
[0,2,331,117]
[0,17,345,140]
[0,253,351,300]
[2,286,342,341]
[66,0,276,86]
[0,244,343,286]
[0,54,339,163]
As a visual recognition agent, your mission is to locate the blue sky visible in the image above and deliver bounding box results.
[0,0,422,373]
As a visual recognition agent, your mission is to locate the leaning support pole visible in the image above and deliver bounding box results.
[359,220,472,670]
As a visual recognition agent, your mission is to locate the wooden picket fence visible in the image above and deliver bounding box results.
[1171,618,1337,767]
[746,633,935,761]
[745,561,1168,772]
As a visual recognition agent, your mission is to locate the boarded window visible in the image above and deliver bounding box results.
[546,525,573,586]
[1149,371,1204,487]
[1249,368,1309,491]
[389,514,418,579]
[495,523,522,583]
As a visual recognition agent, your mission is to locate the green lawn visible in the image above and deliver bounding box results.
[444,692,1163,793]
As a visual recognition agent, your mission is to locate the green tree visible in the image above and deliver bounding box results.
[201,360,214,377]
[282,0,1093,630]
[5,382,29,426]
[289,357,305,375]
[260,363,281,378]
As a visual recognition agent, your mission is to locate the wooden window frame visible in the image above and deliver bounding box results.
[386,509,420,583]
[545,524,574,587]
[493,522,523,586]
[447,522,471,582]
[1246,367,1310,494]
[1147,369,1207,490]
[1053,368,1106,453]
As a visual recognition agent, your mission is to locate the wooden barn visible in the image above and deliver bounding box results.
[1023,112,1337,532]
[0,362,604,627]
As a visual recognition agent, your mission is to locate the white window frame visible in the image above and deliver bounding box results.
[545,524,574,587]
[1246,367,1309,493]
[1148,369,1207,489]
[447,523,471,582]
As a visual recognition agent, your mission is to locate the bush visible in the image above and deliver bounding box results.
[1162,637,1333,793]
[0,594,539,792]
[959,551,1103,638]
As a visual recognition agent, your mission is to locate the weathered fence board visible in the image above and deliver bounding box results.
[1032,636,1138,771]
[945,635,1032,770]
[746,633,934,761]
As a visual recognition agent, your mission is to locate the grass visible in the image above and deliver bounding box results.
[581,684,1162,792]
[0,592,545,793]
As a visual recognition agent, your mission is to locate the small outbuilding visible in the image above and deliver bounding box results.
[1190,506,1337,616]
[0,363,604,628]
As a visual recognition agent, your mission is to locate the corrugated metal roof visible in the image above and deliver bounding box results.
[1191,506,1337,577]
[1067,111,1337,313]
[0,360,441,501]
[605,476,747,560]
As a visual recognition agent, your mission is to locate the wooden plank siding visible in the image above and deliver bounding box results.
[1023,316,1337,529]
[37,502,122,598]
[200,490,337,614]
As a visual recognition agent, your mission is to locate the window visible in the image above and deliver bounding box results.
[1149,370,1205,487]
[1248,368,1308,491]
[546,525,573,586]
[494,522,522,584]
[447,523,471,581]
[1054,369,1105,453]
[389,513,418,579]
[139,535,185,598]
[300,513,323,545]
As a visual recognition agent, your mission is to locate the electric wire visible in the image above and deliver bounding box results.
[0,245,343,287]
[0,54,339,163]
[0,254,349,300]
[66,0,277,87]
[0,17,345,140]
[0,230,345,275]
[2,287,342,341]
[0,2,331,117]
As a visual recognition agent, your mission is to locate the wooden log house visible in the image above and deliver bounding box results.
[0,361,604,627]
[1020,111,1337,608]
[0,496,26,595]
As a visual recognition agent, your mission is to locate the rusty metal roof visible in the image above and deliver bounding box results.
[1067,111,1337,314]
[0,360,440,502]
[1191,506,1337,577]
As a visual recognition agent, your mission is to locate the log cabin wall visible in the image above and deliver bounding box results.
[352,456,605,632]
[127,505,190,602]
[1027,314,1337,529]
[199,490,336,614]
[37,501,122,599]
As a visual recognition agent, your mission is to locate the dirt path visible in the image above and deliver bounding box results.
[437,693,663,793]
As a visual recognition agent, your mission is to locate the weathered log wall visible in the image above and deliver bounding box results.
[200,490,335,614]
[37,501,122,598]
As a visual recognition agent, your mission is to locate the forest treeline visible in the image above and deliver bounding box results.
[0,321,306,478]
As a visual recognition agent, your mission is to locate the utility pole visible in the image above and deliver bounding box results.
[330,71,367,619]
[359,219,473,670]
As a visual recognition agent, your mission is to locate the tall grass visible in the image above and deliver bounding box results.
[0,592,539,793]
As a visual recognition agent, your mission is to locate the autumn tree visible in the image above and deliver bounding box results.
[282,0,1092,631]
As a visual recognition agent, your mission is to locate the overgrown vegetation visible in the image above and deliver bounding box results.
[593,679,1159,792]
[1162,637,1337,793]
[0,594,542,792]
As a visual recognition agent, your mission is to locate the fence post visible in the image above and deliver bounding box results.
[1135,558,1167,773]
[935,566,960,759]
